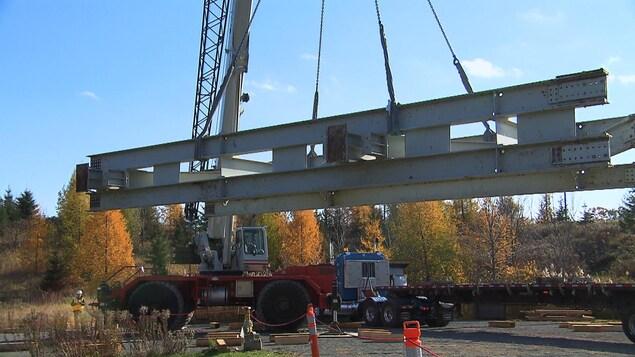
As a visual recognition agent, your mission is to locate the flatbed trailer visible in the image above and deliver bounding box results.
[375,282,635,342]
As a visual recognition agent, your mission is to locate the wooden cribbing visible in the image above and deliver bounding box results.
[488,321,516,328]
[269,333,309,343]
[571,324,623,332]
[274,334,310,345]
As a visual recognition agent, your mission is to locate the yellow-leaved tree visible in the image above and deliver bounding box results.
[390,201,464,283]
[279,211,323,267]
[256,212,286,271]
[351,206,388,257]
[472,197,514,282]
[76,210,135,288]
[19,214,50,276]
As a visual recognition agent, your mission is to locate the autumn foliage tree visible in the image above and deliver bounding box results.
[256,212,286,271]
[19,214,50,276]
[390,202,463,283]
[76,210,134,288]
[279,210,323,267]
[351,206,388,256]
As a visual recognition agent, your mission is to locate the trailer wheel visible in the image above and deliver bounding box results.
[622,309,635,343]
[381,300,400,327]
[361,299,381,327]
[127,281,186,330]
[256,280,310,331]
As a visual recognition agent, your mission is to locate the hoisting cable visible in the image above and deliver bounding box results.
[426,0,495,138]
[198,0,263,142]
[374,0,399,133]
[309,0,326,158]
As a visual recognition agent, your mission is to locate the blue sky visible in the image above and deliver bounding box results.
[1,1,634,217]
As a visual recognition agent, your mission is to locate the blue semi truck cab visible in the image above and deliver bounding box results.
[332,252,454,327]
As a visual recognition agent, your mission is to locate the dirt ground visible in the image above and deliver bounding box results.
[258,320,635,357]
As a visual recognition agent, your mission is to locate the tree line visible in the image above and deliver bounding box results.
[2,172,635,299]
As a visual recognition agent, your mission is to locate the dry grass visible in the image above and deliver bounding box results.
[2,304,194,356]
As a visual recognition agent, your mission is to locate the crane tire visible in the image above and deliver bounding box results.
[127,281,186,330]
[256,280,310,331]
[361,299,381,327]
[381,300,401,327]
[622,309,635,343]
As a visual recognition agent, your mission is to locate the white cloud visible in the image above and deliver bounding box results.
[247,79,296,93]
[300,53,317,61]
[462,58,506,78]
[78,91,100,100]
[519,8,564,25]
[617,75,635,84]
[605,56,622,66]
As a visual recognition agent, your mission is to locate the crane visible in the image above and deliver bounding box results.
[77,2,635,340]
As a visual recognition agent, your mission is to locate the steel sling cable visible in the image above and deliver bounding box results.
[426,0,494,136]
[374,0,399,133]
[309,0,326,157]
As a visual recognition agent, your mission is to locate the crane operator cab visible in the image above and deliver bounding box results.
[236,227,268,273]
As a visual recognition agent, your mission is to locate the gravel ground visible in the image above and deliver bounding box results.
[1,320,633,356]
[258,320,635,357]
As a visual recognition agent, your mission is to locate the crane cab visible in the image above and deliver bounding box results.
[235,227,268,273]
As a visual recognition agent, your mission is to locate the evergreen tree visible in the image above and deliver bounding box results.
[3,188,19,221]
[41,248,67,291]
[17,189,38,219]
[580,204,595,224]
[537,194,554,224]
[555,194,570,222]
[619,189,635,233]
[0,204,8,237]
[148,232,170,275]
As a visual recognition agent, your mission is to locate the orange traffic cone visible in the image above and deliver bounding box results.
[307,304,320,357]
[403,320,422,357]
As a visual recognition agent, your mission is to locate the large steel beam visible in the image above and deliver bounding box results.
[77,69,635,215]
[85,135,615,211]
[87,69,608,172]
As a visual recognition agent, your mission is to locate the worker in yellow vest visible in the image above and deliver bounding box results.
[71,290,86,329]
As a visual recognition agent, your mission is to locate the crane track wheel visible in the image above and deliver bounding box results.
[256,280,310,331]
[127,281,187,330]
[623,308,635,343]
[381,299,401,327]
[361,299,381,327]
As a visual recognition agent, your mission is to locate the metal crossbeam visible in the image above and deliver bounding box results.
[78,69,635,215]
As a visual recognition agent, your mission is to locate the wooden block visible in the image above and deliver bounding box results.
[357,329,402,341]
[559,321,593,328]
[534,309,592,317]
[488,321,515,328]
[571,324,623,332]
[357,329,390,338]
[361,332,403,342]
[215,339,228,353]
[270,333,309,343]
[525,315,594,322]
[275,334,310,345]
[196,338,212,347]
[209,321,220,329]
[335,321,365,329]
[221,337,244,346]
[206,332,241,339]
